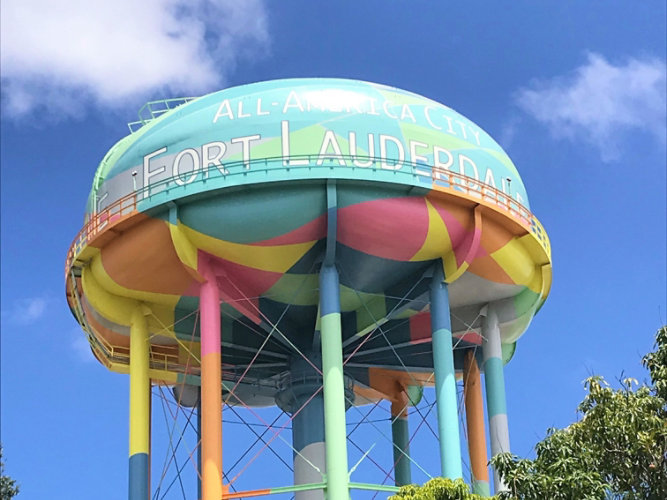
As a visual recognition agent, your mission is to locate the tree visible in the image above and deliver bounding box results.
[389,477,489,500]
[1,446,19,499]
[491,326,667,499]
[387,326,667,499]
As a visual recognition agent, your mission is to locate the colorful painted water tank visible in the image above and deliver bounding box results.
[66,79,552,499]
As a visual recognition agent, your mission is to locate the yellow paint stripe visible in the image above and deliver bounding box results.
[443,253,460,280]
[129,307,150,456]
[89,254,177,332]
[490,238,539,292]
[169,222,204,281]
[180,225,316,273]
[410,198,453,261]
[82,260,137,327]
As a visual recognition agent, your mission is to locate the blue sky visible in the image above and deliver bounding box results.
[1,1,665,499]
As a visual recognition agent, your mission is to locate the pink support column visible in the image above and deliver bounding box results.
[199,254,225,499]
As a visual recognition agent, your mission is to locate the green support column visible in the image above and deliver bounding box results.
[319,264,350,500]
[391,391,411,486]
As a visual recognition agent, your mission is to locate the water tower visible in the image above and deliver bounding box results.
[65,79,551,499]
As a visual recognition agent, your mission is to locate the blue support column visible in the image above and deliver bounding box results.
[276,355,326,500]
[429,263,463,479]
[482,304,510,493]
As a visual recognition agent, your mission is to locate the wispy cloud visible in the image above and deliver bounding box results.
[514,53,666,162]
[70,328,95,363]
[1,296,51,325]
[0,0,270,118]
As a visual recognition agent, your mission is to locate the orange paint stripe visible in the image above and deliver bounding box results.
[201,351,223,500]
[463,351,489,483]
[221,488,272,499]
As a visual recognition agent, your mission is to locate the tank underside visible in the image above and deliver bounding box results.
[67,177,551,406]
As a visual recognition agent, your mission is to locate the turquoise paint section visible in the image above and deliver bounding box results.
[128,453,149,500]
[90,79,530,217]
[429,265,463,480]
[472,479,491,497]
[178,183,326,243]
[391,417,411,486]
[483,357,507,418]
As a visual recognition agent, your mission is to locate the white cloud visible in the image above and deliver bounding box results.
[0,0,269,118]
[514,53,666,162]
[1,296,50,325]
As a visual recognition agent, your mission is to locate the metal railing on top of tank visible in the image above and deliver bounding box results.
[127,97,197,133]
[65,154,552,276]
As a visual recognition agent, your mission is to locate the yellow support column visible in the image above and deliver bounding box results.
[129,305,150,500]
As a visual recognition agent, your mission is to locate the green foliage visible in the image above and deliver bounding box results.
[389,477,491,500]
[1,446,19,499]
[394,327,667,500]
[491,326,667,499]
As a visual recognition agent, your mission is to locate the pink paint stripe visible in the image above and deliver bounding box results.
[199,253,221,358]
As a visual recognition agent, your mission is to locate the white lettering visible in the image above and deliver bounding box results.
[173,149,200,186]
[317,131,346,166]
[433,146,454,172]
[455,120,468,140]
[202,142,228,176]
[96,191,109,212]
[444,116,456,134]
[281,121,308,166]
[143,147,167,198]
[469,127,481,146]
[283,91,304,113]
[349,132,374,167]
[212,100,234,122]
[409,140,429,165]
[345,100,363,114]
[483,168,497,189]
[367,98,380,115]
[459,154,480,189]
[516,191,524,205]
[424,107,443,130]
[382,101,398,119]
[237,101,251,119]
[256,98,270,116]
[400,104,416,123]
[231,135,261,169]
[379,134,404,170]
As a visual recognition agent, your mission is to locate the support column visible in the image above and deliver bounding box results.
[429,263,463,479]
[129,305,150,500]
[319,265,350,500]
[197,392,202,500]
[276,356,326,499]
[200,259,225,499]
[481,304,510,493]
[463,350,490,496]
[391,389,411,486]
